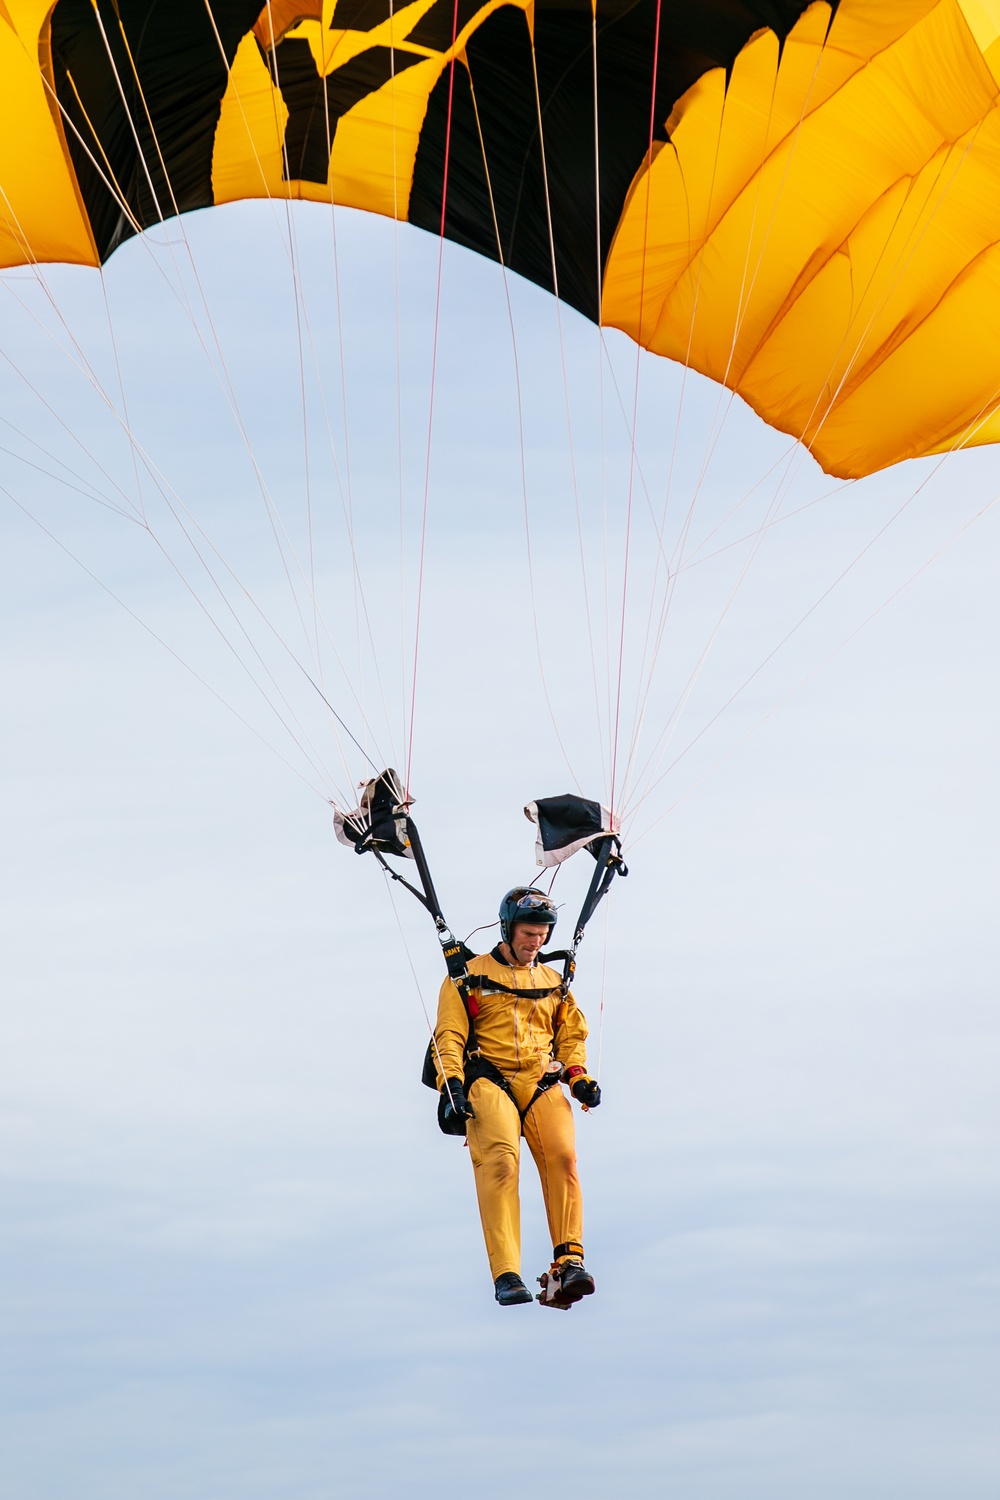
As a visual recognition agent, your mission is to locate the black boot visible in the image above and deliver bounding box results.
[557,1259,595,1302]
[494,1272,533,1306]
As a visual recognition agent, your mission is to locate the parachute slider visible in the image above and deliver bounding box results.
[524,794,619,868]
[526,793,628,989]
[334,767,412,858]
[333,768,446,922]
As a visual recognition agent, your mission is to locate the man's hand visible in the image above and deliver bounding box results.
[571,1075,602,1109]
[441,1077,475,1125]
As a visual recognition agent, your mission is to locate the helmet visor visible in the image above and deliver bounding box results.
[511,890,557,921]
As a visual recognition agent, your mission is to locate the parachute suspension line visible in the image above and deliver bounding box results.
[199,3,398,745]
[796,121,987,477]
[91,5,169,228]
[0,422,134,520]
[608,0,663,824]
[679,476,851,576]
[0,176,147,534]
[518,35,601,789]
[614,28,830,817]
[83,28,334,697]
[2,231,360,796]
[65,327,374,787]
[98,274,148,527]
[660,24,826,528]
[18,2,409,801]
[299,15,382,767]
[0,328,141,524]
[55,75,143,239]
[693,76,984,562]
[629,478,1000,849]
[595,891,611,1084]
[404,0,464,801]
[609,97,724,792]
[615,38,784,814]
[89,232,359,796]
[278,68,399,776]
[76,5,388,789]
[678,444,825,572]
[593,16,616,796]
[252,34,402,774]
[464,70,584,791]
[625,115,995,816]
[383,873,456,1112]
[624,352,1000,830]
[2,267,332,786]
[247,11,341,689]
[39,243,370,793]
[387,0,411,769]
[4,486,330,801]
[718,38,825,396]
[618,37,908,820]
[281,195,321,673]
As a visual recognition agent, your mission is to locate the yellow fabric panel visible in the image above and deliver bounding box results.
[924,401,1000,454]
[601,2,897,353]
[811,241,1000,471]
[957,0,1000,54]
[329,51,444,220]
[601,0,1000,477]
[0,0,97,268]
[212,32,290,206]
[751,105,1000,467]
[213,0,523,222]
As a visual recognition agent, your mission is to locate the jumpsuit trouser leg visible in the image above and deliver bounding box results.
[466,1078,523,1280]
[522,1083,584,1261]
[466,1074,583,1281]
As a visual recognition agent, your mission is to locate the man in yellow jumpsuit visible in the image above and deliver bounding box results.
[433,887,602,1307]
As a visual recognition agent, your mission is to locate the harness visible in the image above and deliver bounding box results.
[419,947,570,1131]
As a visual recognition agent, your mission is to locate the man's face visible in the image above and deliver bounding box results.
[509,921,549,966]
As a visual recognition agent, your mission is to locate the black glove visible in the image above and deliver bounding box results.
[571,1076,602,1109]
[440,1078,475,1126]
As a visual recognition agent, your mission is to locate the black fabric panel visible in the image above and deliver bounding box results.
[409,0,833,322]
[534,793,604,851]
[50,0,263,260]
[407,0,490,51]
[331,0,399,28]
[267,37,425,182]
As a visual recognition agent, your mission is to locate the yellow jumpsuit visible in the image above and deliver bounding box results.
[434,948,590,1281]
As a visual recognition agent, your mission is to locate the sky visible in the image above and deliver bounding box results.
[1,198,999,1499]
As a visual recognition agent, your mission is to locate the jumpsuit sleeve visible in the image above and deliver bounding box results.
[552,987,589,1072]
[433,975,470,1088]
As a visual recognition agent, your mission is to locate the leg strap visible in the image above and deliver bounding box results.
[518,1071,563,1127]
[553,1241,584,1261]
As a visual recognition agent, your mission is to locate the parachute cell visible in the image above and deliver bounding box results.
[3,0,1000,475]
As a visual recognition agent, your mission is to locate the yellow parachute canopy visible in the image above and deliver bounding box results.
[2,0,1000,477]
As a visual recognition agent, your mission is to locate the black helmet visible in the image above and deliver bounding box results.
[499,887,557,944]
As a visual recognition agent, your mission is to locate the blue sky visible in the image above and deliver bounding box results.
[2,199,998,1498]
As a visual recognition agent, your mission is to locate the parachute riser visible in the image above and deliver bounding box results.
[365,840,435,914]
[541,835,627,995]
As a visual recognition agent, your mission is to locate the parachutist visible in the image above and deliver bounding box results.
[432,887,600,1306]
